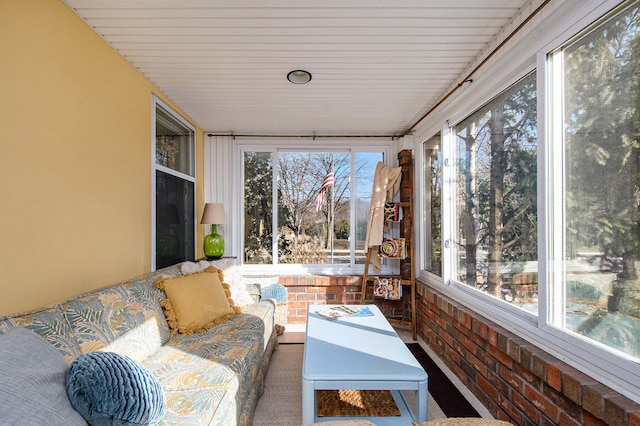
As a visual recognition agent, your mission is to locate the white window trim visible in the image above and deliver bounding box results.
[151,95,197,271]
[413,0,640,402]
[229,137,394,276]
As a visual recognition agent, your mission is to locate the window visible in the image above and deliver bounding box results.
[153,98,196,270]
[243,148,385,269]
[418,0,640,400]
[423,133,442,277]
[549,1,640,358]
[454,72,538,306]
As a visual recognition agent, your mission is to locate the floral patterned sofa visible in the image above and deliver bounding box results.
[0,262,278,425]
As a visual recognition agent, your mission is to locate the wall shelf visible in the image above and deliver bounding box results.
[360,149,416,341]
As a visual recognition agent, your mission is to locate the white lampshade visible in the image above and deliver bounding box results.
[200,203,228,225]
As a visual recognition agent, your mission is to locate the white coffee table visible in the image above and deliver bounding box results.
[302,304,428,425]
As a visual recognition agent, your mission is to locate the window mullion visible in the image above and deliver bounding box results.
[272,151,279,265]
[349,151,356,267]
[441,123,456,285]
[546,49,567,329]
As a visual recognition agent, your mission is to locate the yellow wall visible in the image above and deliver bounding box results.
[0,0,204,316]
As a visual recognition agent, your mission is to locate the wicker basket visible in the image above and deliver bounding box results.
[275,302,288,326]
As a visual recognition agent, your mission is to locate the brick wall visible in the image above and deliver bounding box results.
[264,275,406,324]
[416,282,640,426]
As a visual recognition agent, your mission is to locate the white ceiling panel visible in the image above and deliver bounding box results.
[63,0,531,136]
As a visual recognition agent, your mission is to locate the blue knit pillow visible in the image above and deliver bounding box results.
[261,283,288,302]
[66,352,166,426]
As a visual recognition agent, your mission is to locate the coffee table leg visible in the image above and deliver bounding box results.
[301,377,315,424]
[417,378,428,423]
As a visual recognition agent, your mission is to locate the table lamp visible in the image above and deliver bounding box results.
[200,203,228,259]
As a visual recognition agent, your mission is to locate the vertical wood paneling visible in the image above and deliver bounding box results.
[204,135,236,256]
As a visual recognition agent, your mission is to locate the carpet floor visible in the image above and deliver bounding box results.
[253,343,447,426]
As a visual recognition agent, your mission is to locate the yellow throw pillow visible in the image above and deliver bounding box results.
[155,269,235,336]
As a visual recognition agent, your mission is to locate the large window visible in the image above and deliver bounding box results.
[153,99,196,270]
[243,148,384,268]
[549,1,640,358]
[454,72,538,306]
[419,0,640,400]
[423,133,442,277]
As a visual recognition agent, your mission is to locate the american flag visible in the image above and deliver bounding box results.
[314,166,334,211]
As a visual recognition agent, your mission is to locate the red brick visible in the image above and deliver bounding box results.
[497,393,524,424]
[508,337,525,362]
[605,396,640,426]
[294,293,317,301]
[547,362,563,392]
[513,389,541,423]
[313,276,329,285]
[488,344,512,367]
[458,309,472,330]
[476,347,497,372]
[562,370,594,405]
[496,331,509,353]
[542,382,581,419]
[489,328,499,346]
[532,351,554,380]
[498,364,523,392]
[559,412,582,426]
[467,352,488,377]
[629,411,640,426]
[478,374,499,400]
[439,329,454,347]
[435,315,447,329]
[485,369,510,396]
[515,367,538,386]
[459,334,477,355]
[524,382,560,422]
[519,344,534,370]
[583,383,616,418]
[583,410,608,426]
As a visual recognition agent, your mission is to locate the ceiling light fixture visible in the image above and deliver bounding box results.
[287,70,312,84]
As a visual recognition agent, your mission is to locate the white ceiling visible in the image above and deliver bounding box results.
[63,0,531,136]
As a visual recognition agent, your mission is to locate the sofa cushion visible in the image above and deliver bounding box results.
[155,269,235,335]
[67,351,166,426]
[62,280,171,362]
[0,327,87,425]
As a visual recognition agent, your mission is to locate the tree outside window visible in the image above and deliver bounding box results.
[244,149,383,266]
[454,72,538,305]
[554,2,640,357]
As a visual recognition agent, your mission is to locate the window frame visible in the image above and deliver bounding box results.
[151,96,197,271]
[414,0,640,402]
[235,138,394,276]
[421,132,443,280]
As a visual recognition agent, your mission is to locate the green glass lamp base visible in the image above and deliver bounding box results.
[203,225,224,259]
